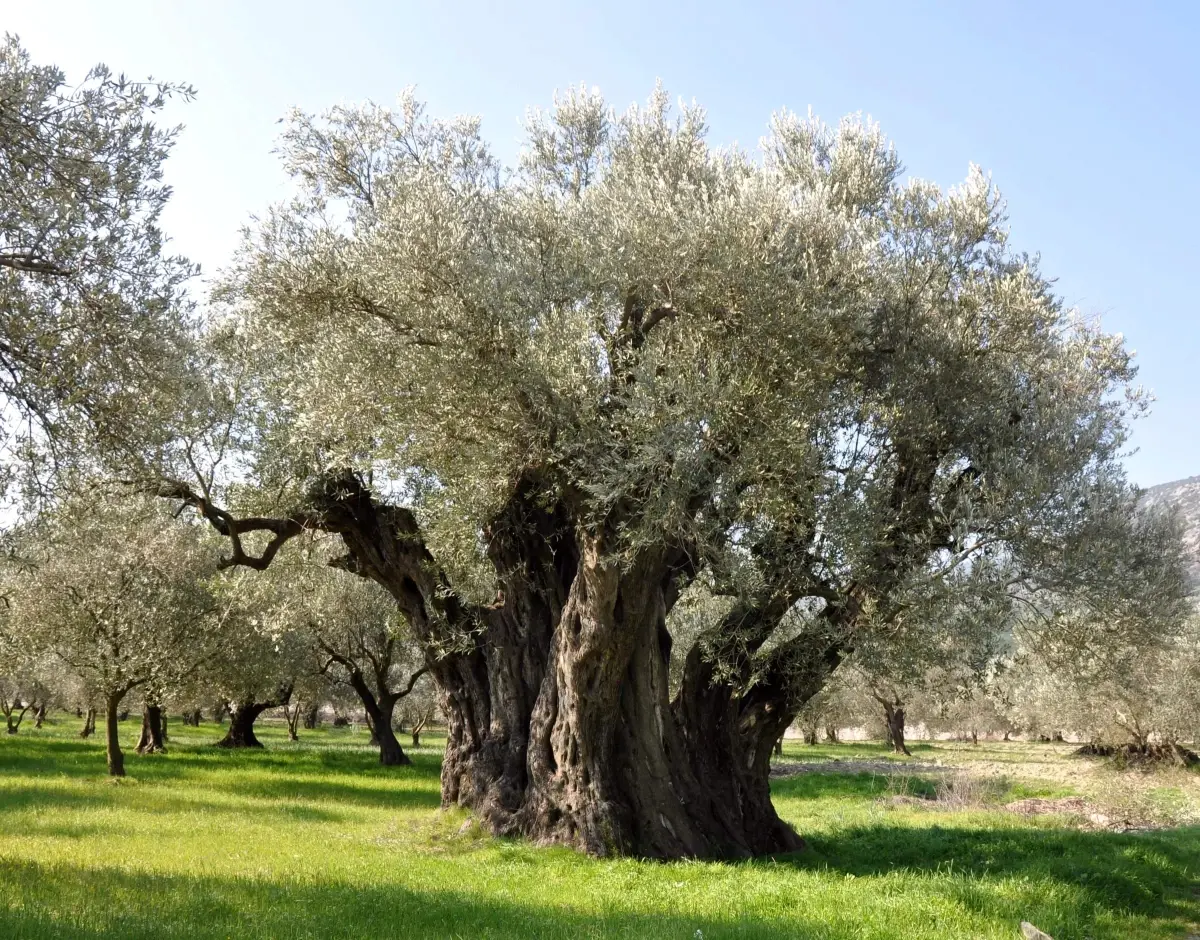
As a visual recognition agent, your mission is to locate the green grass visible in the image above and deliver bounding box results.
[0,718,1197,939]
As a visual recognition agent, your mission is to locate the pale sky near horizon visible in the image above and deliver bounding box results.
[4,1,1197,486]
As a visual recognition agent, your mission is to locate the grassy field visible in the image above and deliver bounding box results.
[0,717,1197,939]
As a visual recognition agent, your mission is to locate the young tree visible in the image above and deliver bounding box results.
[840,558,1016,754]
[395,672,439,748]
[306,568,428,765]
[0,675,35,734]
[6,496,223,775]
[156,89,1186,858]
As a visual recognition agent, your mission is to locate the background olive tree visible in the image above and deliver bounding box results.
[4,496,224,775]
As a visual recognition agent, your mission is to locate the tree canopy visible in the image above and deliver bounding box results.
[0,35,197,502]
[141,86,1189,858]
[0,40,1189,857]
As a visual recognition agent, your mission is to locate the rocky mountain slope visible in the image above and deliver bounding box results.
[1141,474,1200,584]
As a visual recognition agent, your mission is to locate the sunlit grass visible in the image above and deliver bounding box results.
[0,716,1197,938]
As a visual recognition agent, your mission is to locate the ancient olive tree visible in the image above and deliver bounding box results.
[6,496,222,775]
[0,37,197,500]
[160,88,1183,858]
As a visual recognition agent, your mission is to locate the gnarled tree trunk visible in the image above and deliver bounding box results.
[166,472,851,859]
[216,688,291,749]
[80,707,96,738]
[135,703,167,754]
[303,703,320,729]
[340,478,835,857]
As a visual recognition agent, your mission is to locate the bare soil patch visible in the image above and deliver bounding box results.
[771,758,949,778]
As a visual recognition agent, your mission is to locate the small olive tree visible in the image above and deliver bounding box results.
[7,495,222,775]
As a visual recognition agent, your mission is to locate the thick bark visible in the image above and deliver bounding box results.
[105,693,126,777]
[303,703,320,729]
[825,726,839,743]
[804,728,818,745]
[135,704,167,754]
[376,716,406,765]
[216,688,291,749]
[168,471,852,859]
[80,707,96,738]
[341,478,828,856]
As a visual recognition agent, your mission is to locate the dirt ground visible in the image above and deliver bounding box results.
[773,741,1200,831]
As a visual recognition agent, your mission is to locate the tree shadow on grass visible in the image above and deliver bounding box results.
[0,780,353,834]
[0,858,836,940]
[771,820,1200,936]
[2,727,445,815]
[231,774,441,811]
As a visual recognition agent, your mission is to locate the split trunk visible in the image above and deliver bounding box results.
[318,479,832,859]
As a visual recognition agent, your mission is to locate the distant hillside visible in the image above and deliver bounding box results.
[1141,475,1200,584]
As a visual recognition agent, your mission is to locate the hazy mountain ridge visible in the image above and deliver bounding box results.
[1141,475,1200,584]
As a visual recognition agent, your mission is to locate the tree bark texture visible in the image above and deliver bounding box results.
[883,701,911,756]
[320,476,841,858]
[80,708,96,738]
[216,689,291,749]
[135,704,167,754]
[342,669,410,766]
[170,472,860,859]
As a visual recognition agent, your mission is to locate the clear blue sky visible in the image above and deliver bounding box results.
[6,1,1197,486]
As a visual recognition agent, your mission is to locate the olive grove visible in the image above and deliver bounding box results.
[0,35,1191,857]
[2,496,226,775]
[148,87,1188,858]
